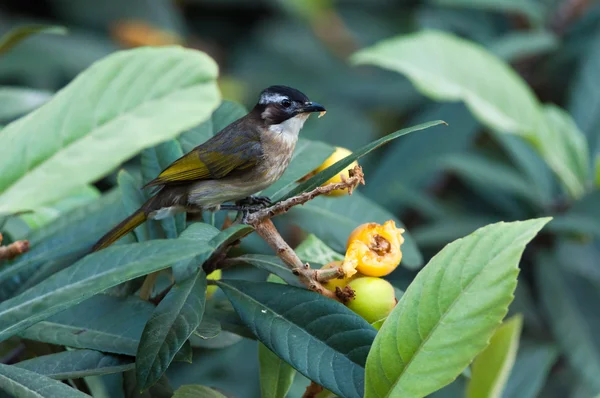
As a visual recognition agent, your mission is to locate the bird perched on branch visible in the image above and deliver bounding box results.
[92,85,326,252]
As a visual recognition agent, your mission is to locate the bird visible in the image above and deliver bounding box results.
[92,85,326,252]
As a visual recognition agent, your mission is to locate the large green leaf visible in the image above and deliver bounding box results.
[259,343,296,398]
[467,314,523,398]
[0,189,124,289]
[136,270,207,390]
[0,239,212,341]
[19,294,154,355]
[286,191,423,268]
[0,46,220,215]
[273,120,445,202]
[536,251,600,392]
[0,363,88,397]
[352,30,589,197]
[172,385,226,398]
[17,184,101,231]
[15,349,134,380]
[364,218,550,398]
[216,279,377,398]
[0,24,67,55]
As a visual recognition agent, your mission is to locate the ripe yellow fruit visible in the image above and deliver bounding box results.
[346,277,396,324]
[343,220,405,277]
[313,147,359,196]
[206,269,222,298]
[321,261,357,292]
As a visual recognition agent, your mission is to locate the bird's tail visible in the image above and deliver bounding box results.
[92,208,147,252]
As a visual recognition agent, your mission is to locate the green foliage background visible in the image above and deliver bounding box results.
[0,0,599,397]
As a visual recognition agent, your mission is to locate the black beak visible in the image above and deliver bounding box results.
[301,101,326,113]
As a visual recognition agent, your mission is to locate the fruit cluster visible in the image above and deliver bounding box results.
[322,221,405,327]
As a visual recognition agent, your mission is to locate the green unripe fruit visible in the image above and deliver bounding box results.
[346,277,396,324]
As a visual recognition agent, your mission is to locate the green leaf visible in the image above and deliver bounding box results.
[287,191,422,268]
[0,189,124,289]
[501,341,558,398]
[0,363,88,397]
[0,87,52,121]
[173,385,226,398]
[178,100,247,153]
[0,239,212,341]
[171,222,220,281]
[273,120,445,202]
[229,254,302,288]
[536,251,600,392]
[0,24,67,55]
[136,270,207,390]
[216,279,377,398]
[352,31,588,197]
[364,218,550,398]
[259,343,296,398]
[18,184,101,230]
[0,46,220,215]
[19,294,154,356]
[174,223,252,282]
[14,349,134,380]
[294,234,344,265]
[467,314,523,398]
[141,140,186,239]
[118,170,150,242]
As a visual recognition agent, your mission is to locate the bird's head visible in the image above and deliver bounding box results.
[254,85,326,126]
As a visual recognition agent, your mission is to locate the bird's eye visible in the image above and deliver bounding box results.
[281,99,292,108]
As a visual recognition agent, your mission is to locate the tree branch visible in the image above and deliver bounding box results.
[0,233,29,261]
[246,165,365,225]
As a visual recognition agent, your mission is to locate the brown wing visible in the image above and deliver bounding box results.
[144,124,263,188]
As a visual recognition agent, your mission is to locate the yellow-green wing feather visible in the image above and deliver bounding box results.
[144,126,262,187]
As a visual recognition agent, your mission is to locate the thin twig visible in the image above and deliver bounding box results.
[252,220,339,301]
[246,165,365,225]
[0,233,30,261]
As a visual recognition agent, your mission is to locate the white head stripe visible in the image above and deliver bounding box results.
[259,93,289,104]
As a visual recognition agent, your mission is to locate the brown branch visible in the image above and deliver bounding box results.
[302,381,324,398]
[0,233,29,261]
[246,165,365,225]
[203,166,365,301]
[253,220,339,301]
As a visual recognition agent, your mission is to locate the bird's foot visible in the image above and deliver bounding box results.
[238,195,272,209]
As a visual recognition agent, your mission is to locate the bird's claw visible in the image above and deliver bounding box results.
[239,195,272,209]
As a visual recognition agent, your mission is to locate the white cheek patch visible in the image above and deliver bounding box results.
[260,93,289,105]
